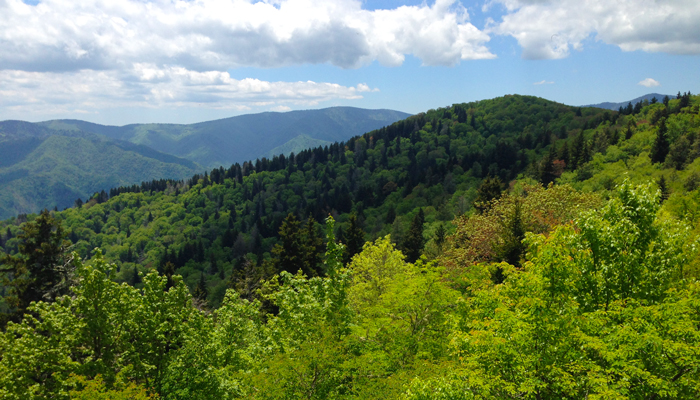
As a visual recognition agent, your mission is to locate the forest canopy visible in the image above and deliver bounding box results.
[1,93,700,399]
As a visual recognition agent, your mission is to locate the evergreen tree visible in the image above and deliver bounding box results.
[163,261,176,290]
[302,216,324,276]
[209,253,218,275]
[540,145,558,185]
[271,213,305,275]
[651,118,670,164]
[129,265,141,286]
[385,205,396,224]
[344,214,365,265]
[434,223,447,253]
[193,272,208,304]
[402,209,425,263]
[473,175,502,213]
[0,210,71,326]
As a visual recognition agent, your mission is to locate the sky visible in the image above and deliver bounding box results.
[1,0,699,126]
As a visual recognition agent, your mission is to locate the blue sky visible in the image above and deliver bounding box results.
[1,0,699,125]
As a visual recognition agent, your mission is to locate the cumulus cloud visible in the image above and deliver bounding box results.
[0,0,494,117]
[533,80,554,85]
[0,67,378,116]
[491,0,700,59]
[0,0,494,71]
[638,78,660,88]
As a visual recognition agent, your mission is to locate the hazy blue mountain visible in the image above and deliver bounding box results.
[583,93,671,110]
[0,122,198,219]
[40,107,411,168]
[264,134,333,159]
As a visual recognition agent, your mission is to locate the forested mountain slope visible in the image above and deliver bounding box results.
[40,107,411,168]
[1,93,699,399]
[0,124,198,219]
[3,94,613,302]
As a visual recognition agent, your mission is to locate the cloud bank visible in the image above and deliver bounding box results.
[0,0,494,116]
[491,0,700,59]
[0,67,377,116]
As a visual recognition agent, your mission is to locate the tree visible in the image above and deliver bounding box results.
[434,223,447,253]
[498,197,525,269]
[271,213,305,275]
[0,209,71,326]
[402,209,425,263]
[539,145,558,185]
[302,216,324,276]
[651,118,670,164]
[343,214,365,265]
[193,271,208,305]
[473,175,502,213]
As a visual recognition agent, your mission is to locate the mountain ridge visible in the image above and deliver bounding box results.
[37,106,412,168]
[583,93,671,110]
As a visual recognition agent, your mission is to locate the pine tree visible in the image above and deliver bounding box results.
[402,209,425,263]
[651,118,670,164]
[162,261,176,290]
[0,210,71,326]
[344,214,365,265]
[302,216,324,276]
[209,253,218,275]
[540,145,558,185]
[193,272,208,304]
[129,265,141,286]
[385,205,396,224]
[271,213,305,275]
[434,223,447,253]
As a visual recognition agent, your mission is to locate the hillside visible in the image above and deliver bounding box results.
[1,93,699,399]
[2,94,614,296]
[41,107,412,168]
[0,124,198,219]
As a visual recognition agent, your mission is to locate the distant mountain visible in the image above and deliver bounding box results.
[0,122,198,219]
[264,134,333,159]
[583,93,671,110]
[41,107,411,169]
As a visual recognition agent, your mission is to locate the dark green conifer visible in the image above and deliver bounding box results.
[0,210,71,326]
[402,209,425,263]
[129,265,141,286]
[302,216,324,276]
[385,205,396,224]
[271,213,305,275]
[193,272,208,304]
[344,214,365,265]
[651,118,669,164]
[434,223,447,253]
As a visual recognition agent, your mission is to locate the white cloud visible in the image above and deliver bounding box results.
[0,67,378,116]
[638,78,660,88]
[271,105,292,112]
[533,80,554,85]
[0,0,493,118]
[0,0,494,72]
[491,0,700,59]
